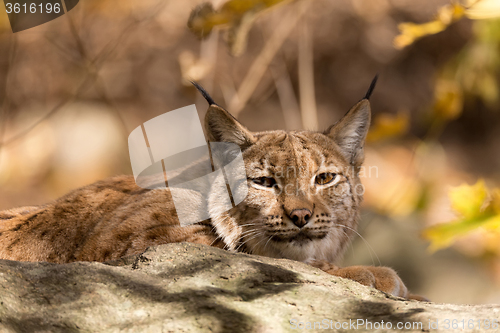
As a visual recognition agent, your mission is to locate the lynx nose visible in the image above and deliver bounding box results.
[290,209,312,228]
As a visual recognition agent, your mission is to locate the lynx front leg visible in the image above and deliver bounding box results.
[310,260,427,301]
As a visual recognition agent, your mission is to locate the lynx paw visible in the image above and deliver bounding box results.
[310,261,411,299]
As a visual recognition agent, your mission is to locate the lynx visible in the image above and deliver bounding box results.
[0,79,424,300]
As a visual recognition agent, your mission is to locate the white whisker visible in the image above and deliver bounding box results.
[252,232,272,252]
[235,230,262,252]
[262,234,274,252]
[334,223,381,266]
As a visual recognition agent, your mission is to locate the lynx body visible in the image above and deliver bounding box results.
[0,80,423,300]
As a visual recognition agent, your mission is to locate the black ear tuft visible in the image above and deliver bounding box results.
[363,75,378,100]
[191,81,218,106]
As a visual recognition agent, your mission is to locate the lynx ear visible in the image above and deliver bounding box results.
[191,81,256,149]
[325,76,377,166]
[325,99,371,167]
[205,104,256,148]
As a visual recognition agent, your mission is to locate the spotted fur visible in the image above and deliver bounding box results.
[0,81,425,300]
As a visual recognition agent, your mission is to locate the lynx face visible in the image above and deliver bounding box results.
[0,83,371,266]
[204,98,371,264]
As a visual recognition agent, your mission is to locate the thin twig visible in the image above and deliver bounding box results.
[228,0,312,117]
[62,1,169,136]
[270,57,302,130]
[0,75,94,148]
[0,35,18,165]
[64,11,130,135]
[0,1,168,149]
[219,76,238,108]
[298,17,318,130]
[197,29,219,102]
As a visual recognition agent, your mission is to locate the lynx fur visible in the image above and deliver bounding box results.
[0,79,425,300]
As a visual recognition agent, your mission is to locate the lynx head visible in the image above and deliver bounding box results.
[193,78,374,263]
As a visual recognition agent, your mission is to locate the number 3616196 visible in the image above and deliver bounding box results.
[5,2,61,14]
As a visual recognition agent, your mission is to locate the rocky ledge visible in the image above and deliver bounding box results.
[0,243,498,332]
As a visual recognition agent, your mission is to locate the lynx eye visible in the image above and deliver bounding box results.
[315,173,337,185]
[252,177,277,188]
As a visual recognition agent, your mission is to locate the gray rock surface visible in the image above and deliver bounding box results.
[0,243,498,333]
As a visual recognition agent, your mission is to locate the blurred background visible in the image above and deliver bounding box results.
[1,0,499,304]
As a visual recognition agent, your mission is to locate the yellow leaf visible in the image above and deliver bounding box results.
[423,181,500,252]
[188,0,291,39]
[366,111,409,143]
[423,213,498,252]
[449,179,488,219]
[438,2,466,24]
[188,3,226,39]
[394,21,446,49]
[422,223,461,252]
[465,0,500,19]
[394,3,465,49]
[433,80,464,120]
[221,0,287,13]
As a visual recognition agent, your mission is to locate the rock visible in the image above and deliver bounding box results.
[0,243,498,332]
